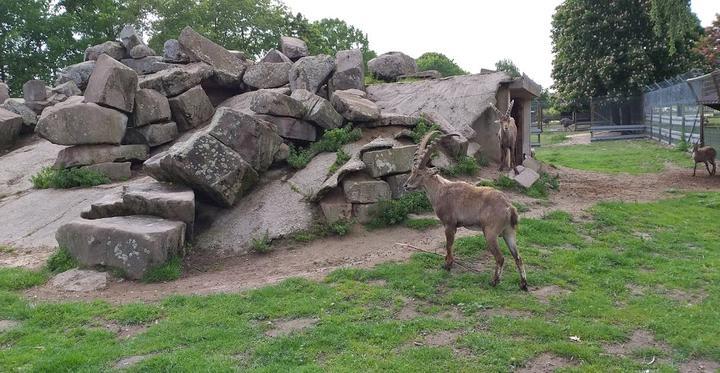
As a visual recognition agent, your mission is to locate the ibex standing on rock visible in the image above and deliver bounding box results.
[490,98,520,174]
[404,131,529,291]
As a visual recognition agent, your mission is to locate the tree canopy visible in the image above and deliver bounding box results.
[696,13,720,70]
[494,59,521,78]
[415,52,467,77]
[0,0,373,95]
[551,0,704,103]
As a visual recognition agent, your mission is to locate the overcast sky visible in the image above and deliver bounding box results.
[283,0,718,89]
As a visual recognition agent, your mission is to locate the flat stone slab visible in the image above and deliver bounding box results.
[0,139,66,200]
[81,162,131,181]
[54,144,149,168]
[57,216,186,280]
[51,269,108,292]
[361,145,417,178]
[510,167,540,188]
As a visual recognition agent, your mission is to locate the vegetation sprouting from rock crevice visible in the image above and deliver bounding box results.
[366,192,433,229]
[31,167,111,189]
[288,127,362,170]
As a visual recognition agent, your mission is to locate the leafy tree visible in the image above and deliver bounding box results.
[494,59,520,78]
[696,13,720,70]
[300,18,374,63]
[415,52,467,77]
[551,0,703,103]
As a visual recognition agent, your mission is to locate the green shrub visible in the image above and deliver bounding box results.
[287,127,362,170]
[142,256,182,283]
[291,219,354,243]
[327,149,351,176]
[441,156,479,177]
[475,153,490,167]
[31,167,111,189]
[410,117,440,144]
[676,140,689,152]
[46,247,78,274]
[364,74,383,85]
[366,192,433,229]
[252,232,272,254]
[491,172,560,199]
[287,145,313,169]
[405,218,440,230]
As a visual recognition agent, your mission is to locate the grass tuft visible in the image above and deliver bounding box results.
[252,232,272,254]
[410,116,440,144]
[404,218,440,230]
[31,167,110,189]
[288,127,362,170]
[46,247,78,274]
[291,220,354,243]
[441,156,479,177]
[142,256,182,283]
[327,149,351,176]
[366,192,433,229]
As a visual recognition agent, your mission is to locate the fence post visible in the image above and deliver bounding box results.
[658,111,662,142]
[669,107,673,145]
[649,109,653,140]
[680,105,686,143]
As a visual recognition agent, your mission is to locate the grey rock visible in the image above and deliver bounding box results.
[228,50,249,61]
[84,41,127,61]
[287,151,338,197]
[80,191,126,219]
[364,112,420,127]
[290,89,343,129]
[1,99,37,130]
[260,49,292,63]
[274,143,290,162]
[386,173,410,199]
[423,112,469,158]
[254,114,316,142]
[178,26,247,87]
[0,82,9,104]
[134,88,171,126]
[242,62,292,89]
[289,55,335,93]
[52,81,82,98]
[136,121,178,147]
[84,54,138,113]
[343,175,391,203]
[56,216,185,280]
[139,62,213,97]
[330,49,364,92]
[207,108,282,172]
[163,39,194,63]
[118,25,143,51]
[51,269,108,292]
[330,90,380,122]
[361,145,417,178]
[122,56,177,75]
[55,61,96,90]
[129,44,156,59]
[0,108,23,147]
[36,96,128,145]
[168,85,215,131]
[81,162,132,181]
[280,36,308,61]
[398,70,442,80]
[367,51,417,82]
[144,132,258,207]
[23,80,47,102]
[522,157,541,172]
[250,89,306,118]
[54,144,148,168]
[510,167,540,188]
[319,189,352,223]
[341,88,367,97]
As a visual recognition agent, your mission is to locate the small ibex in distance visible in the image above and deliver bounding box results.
[404,131,529,291]
[692,143,716,176]
[489,98,519,174]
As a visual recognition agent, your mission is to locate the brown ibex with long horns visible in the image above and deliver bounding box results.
[404,131,528,291]
[490,98,520,174]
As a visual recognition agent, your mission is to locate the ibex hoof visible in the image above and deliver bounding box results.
[489,279,499,287]
[443,262,454,271]
[520,282,529,292]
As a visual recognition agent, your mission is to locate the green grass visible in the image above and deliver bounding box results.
[251,232,272,254]
[288,127,362,170]
[366,192,433,229]
[440,156,479,177]
[539,131,569,145]
[31,166,111,189]
[410,117,440,144]
[404,218,441,231]
[46,247,78,274]
[141,256,182,283]
[1,193,720,371]
[327,149,351,176]
[484,172,560,199]
[536,140,691,174]
[290,220,354,243]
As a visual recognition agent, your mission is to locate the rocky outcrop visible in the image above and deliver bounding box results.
[118,25,143,51]
[330,49,364,92]
[136,121,178,147]
[55,61,96,90]
[51,269,108,292]
[367,52,417,82]
[129,44,156,59]
[0,82,9,104]
[290,89,343,129]
[168,85,215,131]
[133,89,171,126]
[242,62,292,89]
[84,41,127,61]
[139,63,213,97]
[343,174,391,203]
[179,26,247,86]
[250,90,306,118]
[0,99,37,132]
[163,39,193,63]
[84,54,138,113]
[54,144,149,168]
[36,96,128,145]
[280,36,309,61]
[80,162,132,181]
[289,55,335,94]
[361,145,416,178]
[260,49,292,63]
[330,89,380,122]
[0,108,23,147]
[121,57,177,75]
[23,80,47,102]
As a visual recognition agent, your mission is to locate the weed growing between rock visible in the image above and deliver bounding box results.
[327,149,351,176]
[410,117,440,144]
[291,219,353,243]
[31,166,111,189]
[46,247,78,274]
[251,232,273,254]
[288,127,362,170]
[366,192,433,229]
[141,256,182,283]
[440,156,479,177]
[482,172,560,199]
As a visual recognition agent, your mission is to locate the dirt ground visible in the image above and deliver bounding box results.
[18,137,720,304]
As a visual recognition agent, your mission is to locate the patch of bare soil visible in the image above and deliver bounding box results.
[555,132,591,147]
[659,287,708,305]
[0,319,20,332]
[113,354,156,370]
[100,320,149,340]
[407,329,471,356]
[625,284,645,297]
[396,298,423,321]
[478,308,533,318]
[264,318,317,337]
[603,330,671,356]
[516,353,577,373]
[366,279,388,287]
[437,307,465,321]
[0,246,53,270]
[531,285,571,304]
[679,359,720,373]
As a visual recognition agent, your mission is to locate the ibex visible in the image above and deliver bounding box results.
[404,131,529,291]
[490,98,519,174]
[692,143,716,176]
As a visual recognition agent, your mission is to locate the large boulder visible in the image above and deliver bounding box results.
[168,85,215,131]
[330,49,364,92]
[1,99,37,131]
[250,89,306,118]
[330,90,380,122]
[55,61,96,90]
[0,82,9,104]
[129,44,156,59]
[80,162,132,181]
[136,121,178,147]
[118,25,143,51]
[23,80,47,102]
[361,145,417,178]
[84,54,138,113]
[242,62,292,89]
[0,108,23,147]
[139,62,213,97]
[56,216,186,280]
[163,39,194,63]
[134,89,171,126]
[280,36,308,61]
[367,52,417,82]
[290,89,343,129]
[51,269,108,292]
[121,56,177,75]
[178,26,247,86]
[52,81,82,98]
[54,144,149,168]
[36,96,128,145]
[342,175,391,203]
[84,41,127,61]
[144,132,258,207]
[207,108,282,172]
[260,49,292,63]
[288,55,335,93]
[254,114,316,142]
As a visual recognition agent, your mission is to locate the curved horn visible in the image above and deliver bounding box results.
[506,99,514,117]
[415,132,461,169]
[489,102,503,116]
[413,130,441,169]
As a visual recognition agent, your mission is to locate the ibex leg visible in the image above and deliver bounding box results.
[503,229,528,291]
[485,234,504,287]
[443,225,456,270]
